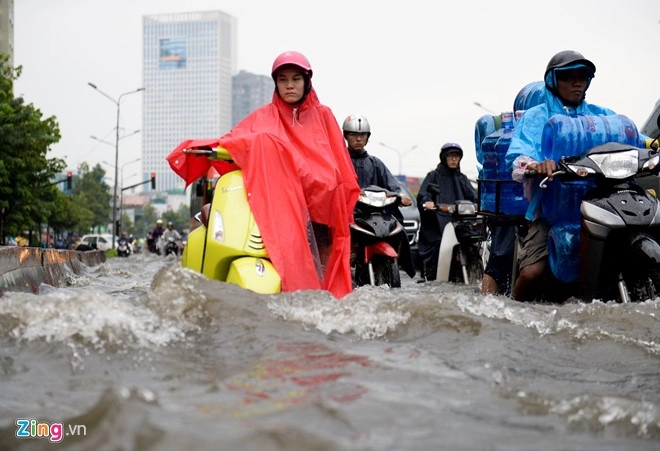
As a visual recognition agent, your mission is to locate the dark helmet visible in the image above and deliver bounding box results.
[440,142,463,165]
[544,50,596,90]
[271,50,313,98]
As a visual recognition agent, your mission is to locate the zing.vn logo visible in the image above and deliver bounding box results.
[15,419,87,443]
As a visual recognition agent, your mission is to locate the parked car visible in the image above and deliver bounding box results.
[77,234,117,251]
[397,181,421,270]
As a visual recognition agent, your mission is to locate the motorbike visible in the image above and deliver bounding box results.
[161,235,181,257]
[181,147,281,295]
[426,184,488,284]
[146,232,160,255]
[117,237,132,257]
[521,138,660,303]
[350,185,414,288]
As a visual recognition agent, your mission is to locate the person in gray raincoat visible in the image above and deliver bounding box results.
[417,143,477,280]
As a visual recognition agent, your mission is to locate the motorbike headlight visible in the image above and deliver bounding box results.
[212,211,225,242]
[456,202,476,216]
[588,150,638,179]
[360,191,397,207]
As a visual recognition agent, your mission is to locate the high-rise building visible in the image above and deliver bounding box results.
[0,0,14,67]
[232,70,272,127]
[142,11,237,192]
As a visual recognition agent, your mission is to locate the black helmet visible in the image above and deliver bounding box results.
[544,50,596,90]
[440,142,463,164]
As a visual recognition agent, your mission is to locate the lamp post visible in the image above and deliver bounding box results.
[378,142,418,176]
[473,101,497,115]
[88,83,144,248]
[119,158,141,231]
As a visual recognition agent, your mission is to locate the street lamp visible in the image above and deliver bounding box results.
[378,142,418,176]
[88,82,144,248]
[119,158,141,230]
[473,101,497,115]
[90,129,141,147]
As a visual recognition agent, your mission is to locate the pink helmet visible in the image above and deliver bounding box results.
[271,51,313,80]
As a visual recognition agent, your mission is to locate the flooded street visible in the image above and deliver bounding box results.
[0,253,659,450]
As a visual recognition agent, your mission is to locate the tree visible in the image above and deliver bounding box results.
[135,203,158,238]
[162,203,190,232]
[69,162,112,233]
[49,189,93,237]
[0,56,65,242]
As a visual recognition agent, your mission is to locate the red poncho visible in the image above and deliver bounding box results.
[167,88,359,298]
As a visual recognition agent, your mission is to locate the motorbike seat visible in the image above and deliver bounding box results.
[200,203,211,227]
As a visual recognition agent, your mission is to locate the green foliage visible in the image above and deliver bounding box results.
[69,162,112,233]
[0,55,66,238]
[161,203,191,232]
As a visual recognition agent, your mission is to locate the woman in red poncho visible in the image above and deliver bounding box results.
[168,51,360,298]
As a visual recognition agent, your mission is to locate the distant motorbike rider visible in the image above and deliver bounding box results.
[148,219,165,254]
[417,143,477,280]
[117,231,132,256]
[343,113,416,278]
[159,221,182,254]
[343,114,412,209]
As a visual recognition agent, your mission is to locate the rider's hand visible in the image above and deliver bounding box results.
[400,195,412,207]
[526,159,557,179]
[423,201,435,210]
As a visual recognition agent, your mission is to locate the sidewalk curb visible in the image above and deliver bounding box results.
[0,247,106,296]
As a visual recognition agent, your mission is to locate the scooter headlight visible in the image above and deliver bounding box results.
[213,211,225,242]
[456,202,476,216]
[588,150,638,179]
[359,191,398,207]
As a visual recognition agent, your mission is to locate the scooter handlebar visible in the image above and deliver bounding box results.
[523,168,565,188]
[184,146,233,161]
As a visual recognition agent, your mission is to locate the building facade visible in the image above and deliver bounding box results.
[232,70,272,127]
[0,0,14,67]
[142,11,237,192]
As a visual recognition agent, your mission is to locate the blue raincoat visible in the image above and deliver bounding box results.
[505,87,616,170]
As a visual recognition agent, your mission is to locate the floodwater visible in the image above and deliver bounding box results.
[0,253,659,450]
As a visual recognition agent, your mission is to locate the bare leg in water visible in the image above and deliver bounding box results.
[512,259,546,302]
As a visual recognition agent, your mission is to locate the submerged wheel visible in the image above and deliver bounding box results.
[626,265,660,302]
[632,266,660,302]
[372,256,401,288]
[629,276,655,303]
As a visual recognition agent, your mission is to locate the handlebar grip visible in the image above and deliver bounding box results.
[524,169,538,178]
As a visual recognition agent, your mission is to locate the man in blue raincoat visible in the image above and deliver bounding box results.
[505,50,617,302]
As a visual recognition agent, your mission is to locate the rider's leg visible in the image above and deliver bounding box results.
[512,219,550,302]
[513,259,546,302]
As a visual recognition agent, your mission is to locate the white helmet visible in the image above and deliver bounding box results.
[342,114,371,138]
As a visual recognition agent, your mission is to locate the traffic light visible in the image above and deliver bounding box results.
[150,172,156,190]
[66,171,73,190]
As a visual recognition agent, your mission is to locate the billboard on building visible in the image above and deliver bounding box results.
[159,38,186,70]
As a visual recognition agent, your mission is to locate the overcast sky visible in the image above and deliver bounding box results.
[14,0,660,183]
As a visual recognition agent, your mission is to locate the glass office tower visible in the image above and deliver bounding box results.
[142,11,236,192]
